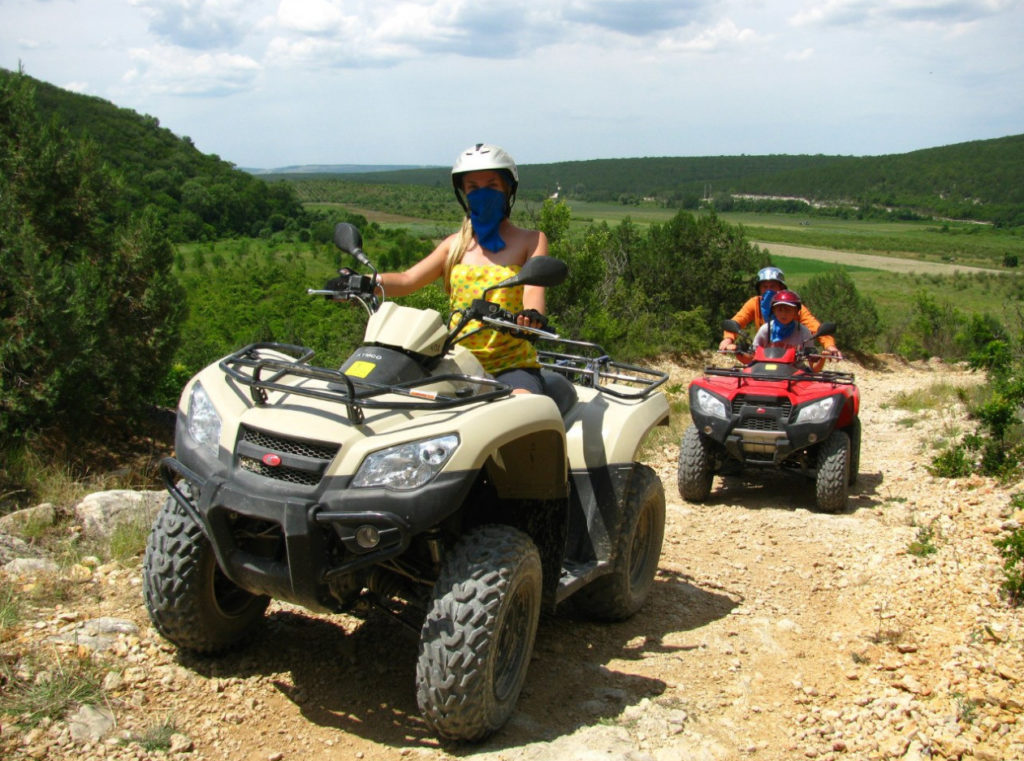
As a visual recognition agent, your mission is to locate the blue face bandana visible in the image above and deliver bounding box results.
[770,317,797,343]
[467,187,507,252]
[760,290,777,324]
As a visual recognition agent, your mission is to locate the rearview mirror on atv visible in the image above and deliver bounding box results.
[814,322,837,339]
[484,256,569,295]
[333,222,370,266]
[722,319,743,334]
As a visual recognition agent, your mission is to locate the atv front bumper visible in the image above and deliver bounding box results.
[160,452,476,613]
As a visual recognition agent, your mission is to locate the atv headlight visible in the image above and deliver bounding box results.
[352,434,459,490]
[794,396,837,425]
[186,381,221,454]
[694,388,729,420]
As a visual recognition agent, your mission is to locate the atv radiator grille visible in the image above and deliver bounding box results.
[237,427,340,487]
[732,396,792,431]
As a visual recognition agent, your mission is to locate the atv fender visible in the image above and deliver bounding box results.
[564,386,669,469]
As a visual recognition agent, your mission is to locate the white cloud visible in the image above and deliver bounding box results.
[790,0,1019,28]
[785,47,815,61]
[657,18,759,54]
[275,0,352,35]
[131,0,251,50]
[123,46,261,96]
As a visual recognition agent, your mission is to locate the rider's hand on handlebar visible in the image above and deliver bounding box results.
[718,338,737,353]
[324,268,376,299]
[514,308,548,330]
[324,267,356,292]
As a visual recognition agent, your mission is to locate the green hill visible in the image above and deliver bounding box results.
[289,135,1024,227]
[1,68,306,241]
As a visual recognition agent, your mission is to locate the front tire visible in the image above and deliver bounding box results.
[142,495,269,654]
[678,424,714,502]
[815,430,850,513]
[573,464,665,621]
[847,416,861,486]
[416,525,542,742]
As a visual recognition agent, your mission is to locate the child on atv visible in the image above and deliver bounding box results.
[751,290,839,371]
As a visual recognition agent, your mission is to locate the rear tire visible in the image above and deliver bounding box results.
[416,525,542,742]
[815,431,850,513]
[142,496,269,654]
[573,464,665,621]
[678,424,714,502]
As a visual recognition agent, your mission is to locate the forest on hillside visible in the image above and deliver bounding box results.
[285,135,1024,227]
[0,68,307,242]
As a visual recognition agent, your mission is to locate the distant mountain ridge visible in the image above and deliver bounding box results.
[246,164,438,175]
[310,135,1024,227]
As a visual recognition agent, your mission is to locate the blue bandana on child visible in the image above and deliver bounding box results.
[760,290,776,324]
[770,318,797,343]
[467,187,507,252]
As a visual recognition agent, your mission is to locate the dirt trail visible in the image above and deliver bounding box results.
[754,242,1001,276]
[4,357,1023,761]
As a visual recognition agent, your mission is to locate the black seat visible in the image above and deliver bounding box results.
[541,369,578,418]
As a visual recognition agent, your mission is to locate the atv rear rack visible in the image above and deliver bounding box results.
[538,338,667,399]
[219,342,512,424]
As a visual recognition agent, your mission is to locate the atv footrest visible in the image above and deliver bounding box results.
[556,558,610,603]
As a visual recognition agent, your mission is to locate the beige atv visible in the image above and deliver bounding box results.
[142,223,670,742]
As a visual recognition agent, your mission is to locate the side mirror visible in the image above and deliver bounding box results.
[483,257,568,296]
[333,223,370,266]
[722,319,743,334]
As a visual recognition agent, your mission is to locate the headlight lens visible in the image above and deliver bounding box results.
[186,382,222,454]
[352,434,459,490]
[694,388,729,420]
[794,396,837,425]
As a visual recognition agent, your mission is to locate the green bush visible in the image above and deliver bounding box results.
[545,210,766,357]
[0,71,184,441]
[801,267,881,353]
[993,499,1024,605]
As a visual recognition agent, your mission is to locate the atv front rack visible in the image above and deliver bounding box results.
[538,338,668,399]
[704,364,856,386]
[219,342,512,424]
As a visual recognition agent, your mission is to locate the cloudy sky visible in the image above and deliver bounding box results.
[3,0,1022,169]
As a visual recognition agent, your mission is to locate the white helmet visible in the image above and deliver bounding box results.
[755,266,786,290]
[451,143,519,215]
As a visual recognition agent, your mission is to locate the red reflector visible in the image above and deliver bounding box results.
[262,453,282,467]
[757,408,766,414]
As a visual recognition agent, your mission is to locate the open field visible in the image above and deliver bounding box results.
[551,200,1024,270]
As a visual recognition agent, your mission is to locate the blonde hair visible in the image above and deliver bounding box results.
[443,217,474,294]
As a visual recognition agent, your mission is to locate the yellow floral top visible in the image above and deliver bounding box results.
[449,262,540,375]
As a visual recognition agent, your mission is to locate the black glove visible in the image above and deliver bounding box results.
[324,267,356,291]
[515,308,548,329]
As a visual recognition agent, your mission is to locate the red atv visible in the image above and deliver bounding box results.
[678,320,860,512]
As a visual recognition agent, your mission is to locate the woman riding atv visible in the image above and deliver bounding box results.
[337,143,550,395]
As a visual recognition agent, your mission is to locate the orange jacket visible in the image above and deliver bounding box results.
[723,296,837,350]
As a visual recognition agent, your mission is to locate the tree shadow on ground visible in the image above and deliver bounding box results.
[173,572,738,753]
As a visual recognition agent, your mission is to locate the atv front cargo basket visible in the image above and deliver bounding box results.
[218,342,512,423]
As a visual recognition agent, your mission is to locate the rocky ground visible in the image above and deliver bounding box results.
[2,356,1022,761]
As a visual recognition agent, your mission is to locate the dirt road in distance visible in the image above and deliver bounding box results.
[755,241,1002,276]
